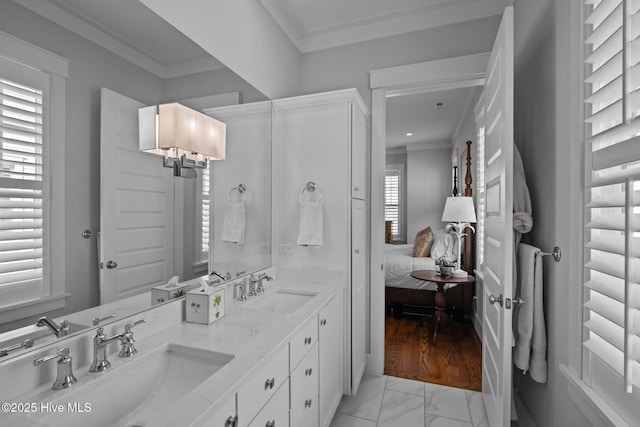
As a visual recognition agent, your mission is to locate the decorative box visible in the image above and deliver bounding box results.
[151,277,192,305]
[186,286,225,324]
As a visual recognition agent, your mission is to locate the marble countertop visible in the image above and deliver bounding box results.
[12,278,342,427]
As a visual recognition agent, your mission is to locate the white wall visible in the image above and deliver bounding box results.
[299,16,500,108]
[406,147,452,241]
[513,0,589,425]
[140,0,302,100]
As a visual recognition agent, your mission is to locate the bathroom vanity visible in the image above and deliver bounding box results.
[0,274,344,427]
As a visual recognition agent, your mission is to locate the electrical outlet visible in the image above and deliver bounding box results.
[279,244,294,255]
[257,243,271,253]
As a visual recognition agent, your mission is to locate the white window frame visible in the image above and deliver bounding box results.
[561,1,640,426]
[194,164,210,274]
[0,31,68,324]
[385,163,405,242]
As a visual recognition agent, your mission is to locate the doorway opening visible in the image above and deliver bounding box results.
[367,53,491,393]
[382,85,483,391]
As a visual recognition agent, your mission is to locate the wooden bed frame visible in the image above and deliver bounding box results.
[386,141,475,319]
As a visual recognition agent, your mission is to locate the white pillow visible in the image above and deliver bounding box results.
[429,229,458,261]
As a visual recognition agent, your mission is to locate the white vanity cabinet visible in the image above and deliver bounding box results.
[247,378,290,427]
[290,343,319,427]
[272,89,369,396]
[318,293,344,427]
[205,392,237,427]
[237,344,289,427]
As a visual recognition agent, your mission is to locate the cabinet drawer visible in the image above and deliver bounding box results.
[247,378,289,427]
[290,343,318,427]
[290,315,318,372]
[238,344,289,427]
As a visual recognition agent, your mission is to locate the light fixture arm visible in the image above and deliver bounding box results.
[447,221,475,272]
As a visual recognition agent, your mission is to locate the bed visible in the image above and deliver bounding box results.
[385,141,475,318]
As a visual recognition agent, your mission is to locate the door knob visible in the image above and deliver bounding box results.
[489,294,503,307]
[106,261,118,269]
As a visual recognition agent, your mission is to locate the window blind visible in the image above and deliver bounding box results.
[385,171,401,237]
[0,77,44,292]
[583,0,640,393]
[201,165,210,255]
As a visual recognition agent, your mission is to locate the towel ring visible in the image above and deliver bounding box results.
[228,184,247,202]
[300,182,323,202]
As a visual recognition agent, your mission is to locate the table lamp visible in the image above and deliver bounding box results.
[441,196,476,278]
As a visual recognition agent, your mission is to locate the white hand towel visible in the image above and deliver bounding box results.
[221,200,246,244]
[514,243,547,383]
[297,200,323,246]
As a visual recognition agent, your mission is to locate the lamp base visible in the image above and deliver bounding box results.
[453,269,468,278]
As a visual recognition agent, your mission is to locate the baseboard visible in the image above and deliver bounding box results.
[513,389,537,427]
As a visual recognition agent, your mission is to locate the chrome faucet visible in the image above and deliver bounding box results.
[33,348,77,390]
[36,317,70,338]
[210,270,231,282]
[117,319,146,357]
[0,339,34,357]
[248,274,258,297]
[255,273,273,295]
[89,319,146,372]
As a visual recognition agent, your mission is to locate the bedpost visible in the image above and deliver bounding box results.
[464,141,474,274]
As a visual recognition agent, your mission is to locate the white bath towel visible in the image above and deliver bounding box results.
[221,200,246,244]
[514,243,547,383]
[297,200,323,246]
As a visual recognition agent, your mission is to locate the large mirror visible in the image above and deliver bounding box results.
[0,0,271,360]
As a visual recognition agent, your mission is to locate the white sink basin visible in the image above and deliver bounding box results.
[0,323,88,358]
[243,289,318,314]
[29,344,234,427]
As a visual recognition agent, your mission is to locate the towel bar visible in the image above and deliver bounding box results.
[228,184,247,201]
[537,246,561,262]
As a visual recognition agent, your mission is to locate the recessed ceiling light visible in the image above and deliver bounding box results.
[406,132,413,136]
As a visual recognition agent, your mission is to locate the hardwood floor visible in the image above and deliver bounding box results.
[384,313,482,391]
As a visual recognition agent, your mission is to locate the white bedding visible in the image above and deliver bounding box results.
[384,244,456,291]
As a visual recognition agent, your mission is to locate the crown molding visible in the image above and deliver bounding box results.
[14,0,222,79]
[261,0,509,53]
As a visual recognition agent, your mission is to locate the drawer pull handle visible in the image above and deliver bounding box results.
[304,337,312,345]
[226,415,238,427]
[305,399,312,408]
[321,319,327,326]
[305,368,313,376]
[266,421,275,427]
[265,378,275,390]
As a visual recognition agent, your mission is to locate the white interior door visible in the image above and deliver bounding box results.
[481,6,514,426]
[99,88,174,304]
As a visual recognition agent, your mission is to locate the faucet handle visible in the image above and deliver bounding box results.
[34,348,77,390]
[126,318,146,331]
[118,319,146,358]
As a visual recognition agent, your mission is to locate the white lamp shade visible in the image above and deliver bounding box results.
[441,196,477,223]
[139,102,226,161]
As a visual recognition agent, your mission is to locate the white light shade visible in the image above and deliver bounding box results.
[441,196,476,223]
[139,102,226,161]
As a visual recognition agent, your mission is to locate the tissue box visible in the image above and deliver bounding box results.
[186,287,225,324]
[151,283,193,305]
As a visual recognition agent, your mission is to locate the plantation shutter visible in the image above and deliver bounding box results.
[0,76,44,298]
[474,91,486,268]
[385,169,401,238]
[201,165,210,256]
[583,0,640,393]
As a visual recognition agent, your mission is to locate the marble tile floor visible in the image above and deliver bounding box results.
[331,375,489,427]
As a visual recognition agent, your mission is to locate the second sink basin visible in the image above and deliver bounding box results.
[243,289,319,314]
[29,343,234,427]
